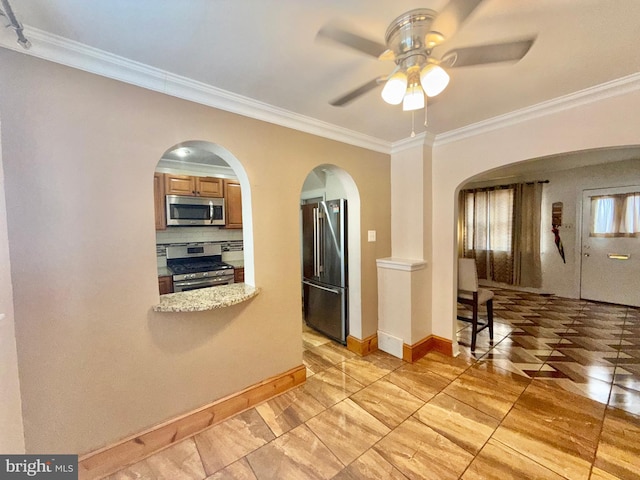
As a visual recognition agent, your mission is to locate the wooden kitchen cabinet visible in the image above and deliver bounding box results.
[165,174,223,198]
[154,172,166,230]
[165,174,194,196]
[197,176,224,197]
[234,268,245,283]
[158,275,173,295]
[224,179,243,228]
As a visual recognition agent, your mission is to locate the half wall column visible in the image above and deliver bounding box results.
[377,141,448,361]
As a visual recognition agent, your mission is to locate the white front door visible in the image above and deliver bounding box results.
[580,186,640,307]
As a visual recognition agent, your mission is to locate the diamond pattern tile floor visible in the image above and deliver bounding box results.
[105,292,640,479]
[457,288,640,416]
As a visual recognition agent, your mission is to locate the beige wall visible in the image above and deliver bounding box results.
[0,49,390,453]
[430,88,640,344]
[0,118,25,453]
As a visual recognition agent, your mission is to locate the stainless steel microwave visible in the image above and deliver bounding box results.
[166,195,225,226]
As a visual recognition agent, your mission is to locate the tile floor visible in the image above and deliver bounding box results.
[106,290,640,480]
[457,288,640,416]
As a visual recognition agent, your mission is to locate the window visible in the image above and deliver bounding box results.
[464,187,514,253]
[462,186,515,284]
[460,182,543,287]
[590,192,640,237]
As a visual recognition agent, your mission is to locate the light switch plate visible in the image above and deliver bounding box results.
[368,230,376,242]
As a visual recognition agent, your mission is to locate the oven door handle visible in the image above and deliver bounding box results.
[175,277,231,288]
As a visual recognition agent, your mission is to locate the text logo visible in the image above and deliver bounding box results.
[0,455,77,479]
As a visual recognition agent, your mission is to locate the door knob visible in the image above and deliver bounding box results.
[584,253,590,257]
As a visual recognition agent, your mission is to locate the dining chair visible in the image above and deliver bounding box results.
[457,258,494,351]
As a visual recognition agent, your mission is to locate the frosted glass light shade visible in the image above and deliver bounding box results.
[402,85,424,111]
[381,72,407,105]
[420,64,450,97]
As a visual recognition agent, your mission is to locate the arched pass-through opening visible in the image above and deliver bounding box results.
[156,140,254,286]
[300,164,362,342]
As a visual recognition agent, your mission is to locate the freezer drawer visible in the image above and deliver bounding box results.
[303,280,347,344]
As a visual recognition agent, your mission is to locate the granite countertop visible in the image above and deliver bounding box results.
[225,260,244,269]
[153,283,259,312]
[158,267,172,277]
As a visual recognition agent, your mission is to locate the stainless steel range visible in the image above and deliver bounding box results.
[166,244,234,292]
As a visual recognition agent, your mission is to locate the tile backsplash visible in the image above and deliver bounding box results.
[156,227,243,267]
[156,226,243,245]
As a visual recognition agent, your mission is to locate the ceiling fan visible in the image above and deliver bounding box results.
[318,0,535,113]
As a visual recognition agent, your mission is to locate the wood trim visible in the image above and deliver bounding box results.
[223,179,243,228]
[403,335,453,363]
[346,334,378,356]
[78,365,306,480]
[153,172,166,230]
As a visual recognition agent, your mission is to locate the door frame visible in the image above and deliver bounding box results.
[579,184,640,306]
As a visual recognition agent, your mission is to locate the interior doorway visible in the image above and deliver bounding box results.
[580,185,640,307]
[300,165,362,345]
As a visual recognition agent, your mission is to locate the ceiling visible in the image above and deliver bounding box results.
[3,0,640,144]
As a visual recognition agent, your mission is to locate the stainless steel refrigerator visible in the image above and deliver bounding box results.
[301,199,348,344]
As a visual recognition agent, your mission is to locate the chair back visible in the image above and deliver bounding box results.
[458,258,479,293]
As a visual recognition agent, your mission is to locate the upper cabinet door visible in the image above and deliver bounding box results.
[164,174,224,197]
[224,179,243,228]
[165,174,196,195]
[196,177,224,198]
[153,172,166,230]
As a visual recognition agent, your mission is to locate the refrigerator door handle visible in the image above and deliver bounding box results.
[302,280,340,294]
[318,209,324,274]
[313,207,319,277]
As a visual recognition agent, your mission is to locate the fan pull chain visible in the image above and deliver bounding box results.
[424,101,428,127]
[411,110,416,138]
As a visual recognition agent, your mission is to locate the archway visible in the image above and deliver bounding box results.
[449,146,640,353]
[154,140,254,289]
[300,164,362,343]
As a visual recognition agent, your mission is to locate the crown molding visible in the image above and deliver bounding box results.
[390,130,438,154]
[3,26,639,156]
[390,132,426,153]
[0,26,392,155]
[434,72,640,146]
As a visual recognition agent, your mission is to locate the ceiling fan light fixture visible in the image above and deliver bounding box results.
[381,71,407,105]
[402,84,424,111]
[424,32,445,49]
[420,64,450,97]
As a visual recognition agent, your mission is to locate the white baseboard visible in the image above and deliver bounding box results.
[377,330,403,359]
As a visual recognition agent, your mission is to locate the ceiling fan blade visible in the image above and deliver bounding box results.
[330,77,384,106]
[317,25,389,59]
[428,0,486,45]
[440,38,535,68]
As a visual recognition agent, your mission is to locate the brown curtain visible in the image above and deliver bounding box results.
[461,187,514,284]
[513,182,543,287]
[461,182,543,287]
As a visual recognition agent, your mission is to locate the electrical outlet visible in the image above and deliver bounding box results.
[368,230,376,242]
